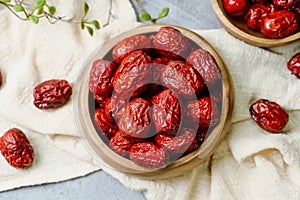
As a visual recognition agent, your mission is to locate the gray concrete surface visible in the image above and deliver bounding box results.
[1,1,222,199]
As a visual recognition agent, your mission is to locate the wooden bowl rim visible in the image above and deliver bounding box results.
[74,24,234,179]
[210,0,300,47]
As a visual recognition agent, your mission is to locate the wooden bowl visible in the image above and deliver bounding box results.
[211,0,300,47]
[74,24,234,179]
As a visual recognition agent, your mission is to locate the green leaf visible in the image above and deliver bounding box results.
[1,0,11,3]
[48,6,56,15]
[139,12,151,21]
[29,15,39,24]
[37,7,44,15]
[158,7,169,19]
[91,20,100,29]
[34,0,45,9]
[80,21,84,30]
[86,26,94,36]
[84,2,89,16]
[13,4,24,12]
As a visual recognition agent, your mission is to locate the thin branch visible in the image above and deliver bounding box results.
[44,14,64,24]
[0,0,104,36]
[43,12,75,24]
[0,1,28,21]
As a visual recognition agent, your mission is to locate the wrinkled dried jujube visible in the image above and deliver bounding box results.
[161,61,204,99]
[113,50,152,98]
[94,108,118,140]
[151,89,181,136]
[287,52,300,79]
[223,0,250,16]
[112,35,151,64]
[129,142,169,169]
[152,26,190,59]
[118,98,152,139]
[0,128,34,169]
[154,127,197,155]
[33,79,72,109]
[89,59,117,96]
[187,48,221,86]
[109,132,132,157]
[244,3,276,30]
[104,94,126,122]
[249,99,289,133]
[259,10,299,38]
[185,96,220,129]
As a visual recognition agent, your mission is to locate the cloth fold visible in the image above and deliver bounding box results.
[1,0,300,199]
[0,0,137,191]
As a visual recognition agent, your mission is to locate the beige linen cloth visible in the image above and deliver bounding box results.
[0,0,300,199]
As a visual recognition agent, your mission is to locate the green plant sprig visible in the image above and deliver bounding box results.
[139,7,169,24]
[80,2,100,36]
[0,0,100,36]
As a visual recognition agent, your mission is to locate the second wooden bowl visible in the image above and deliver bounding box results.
[211,0,300,47]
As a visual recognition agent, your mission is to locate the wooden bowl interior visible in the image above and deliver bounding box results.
[76,24,234,179]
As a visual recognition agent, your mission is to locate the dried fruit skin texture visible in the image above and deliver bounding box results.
[112,35,151,64]
[109,132,132,157]
[287,52,300,79]
[259,10,299,39]
[186,97,220,129]
[151,89,181,136]
[104,94,126,122]
[118,98,152,139]
[89,59,117,96]
[187,48,221,86]
[154,128,197,155]
[113,50,152,98]
[0,128,34,168]
[249,99,289,133]
[94,108,118,140]
[152,26,190,58]
[129,142,169,169]
[161,61,204,99]
[244,3,276,30]
[33,79,72,109]
[223,0,250,16]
